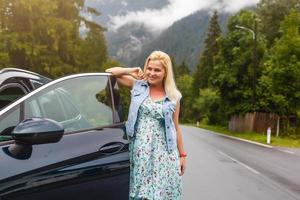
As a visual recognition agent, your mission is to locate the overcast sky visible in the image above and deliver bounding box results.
[109,0,260,32]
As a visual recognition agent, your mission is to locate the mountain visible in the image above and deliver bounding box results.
[85,0,168,65]
[130,10,229,70]
[85,0,169,28]
[106,23,155,66]
[85,1,230,70]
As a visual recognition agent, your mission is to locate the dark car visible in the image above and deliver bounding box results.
[0,68,52,110]
[0,73,130,200]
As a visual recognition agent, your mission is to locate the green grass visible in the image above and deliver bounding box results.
[185,123,300,148]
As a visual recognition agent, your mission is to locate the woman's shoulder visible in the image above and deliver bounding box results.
[135,79,148,85]
[167,100,177,112]
[133,79,148,90]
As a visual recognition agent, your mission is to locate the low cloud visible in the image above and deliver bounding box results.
[219,0,260,12]
[109,0,259,32]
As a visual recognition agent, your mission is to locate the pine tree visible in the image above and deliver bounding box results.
[193,10,221,95]
[174,60,190,79]
[0,0,107,77]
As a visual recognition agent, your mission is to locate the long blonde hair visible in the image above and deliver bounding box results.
[143,51,182,103]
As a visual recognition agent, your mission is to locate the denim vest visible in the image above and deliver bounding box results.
[126,80,177,153]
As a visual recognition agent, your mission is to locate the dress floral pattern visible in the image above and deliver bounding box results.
[129,96,182,200]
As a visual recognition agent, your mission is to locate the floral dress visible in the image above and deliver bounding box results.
[129,96,182,200]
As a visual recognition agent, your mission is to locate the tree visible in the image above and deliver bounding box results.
[176,74,193,122]
[0,0,107,77]
[173,60,190,79]
[193,10,221,92]
[76,21,107,72]
[212,10,266,115]
[192,88,226,125]
[257,10,300,116]
[257,0,300,46]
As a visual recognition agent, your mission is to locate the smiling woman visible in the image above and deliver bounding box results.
[106,50,186,200]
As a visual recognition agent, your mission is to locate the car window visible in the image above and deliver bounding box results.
[36,90,67,122]
[25,99,42,118]
[24,75,113,132]
[0,85,26,110]
[0,105,20,142]
[56,88,80,119]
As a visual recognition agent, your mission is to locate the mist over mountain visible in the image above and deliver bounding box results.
[85,0,257,70]
[85,0,169,28]
[85,0,168,65]
[130,11,230,70]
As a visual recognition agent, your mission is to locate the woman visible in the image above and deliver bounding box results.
[106,51,186,200]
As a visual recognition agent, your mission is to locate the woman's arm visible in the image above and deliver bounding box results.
[105,67,144,89]
[173,102,186,176]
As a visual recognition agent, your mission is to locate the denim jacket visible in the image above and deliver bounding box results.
[125,80,177,153]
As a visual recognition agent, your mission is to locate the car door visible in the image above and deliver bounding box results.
[0,73,130,200]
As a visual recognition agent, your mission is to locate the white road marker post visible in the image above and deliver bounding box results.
[267,127,271,144]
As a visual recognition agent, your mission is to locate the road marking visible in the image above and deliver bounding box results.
[277,149,295,155]
[201,129,273,148]
[188,127,300,157]
[218,150,260,175]
[218,149,300,200]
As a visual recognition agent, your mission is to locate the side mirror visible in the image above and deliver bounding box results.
[4,118,64,160]
[12,117,64,145]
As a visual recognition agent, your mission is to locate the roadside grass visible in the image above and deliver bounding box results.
[185,123,300,148]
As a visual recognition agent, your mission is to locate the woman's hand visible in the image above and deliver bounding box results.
[128,67,144,80]
[179,157,186,176]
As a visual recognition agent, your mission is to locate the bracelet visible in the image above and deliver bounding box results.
[180,152,187,158]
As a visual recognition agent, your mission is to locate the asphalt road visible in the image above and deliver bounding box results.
[181,125,300,200]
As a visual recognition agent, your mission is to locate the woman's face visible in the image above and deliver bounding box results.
[145,60,166,86]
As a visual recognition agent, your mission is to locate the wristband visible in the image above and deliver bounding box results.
[180,152,187,158]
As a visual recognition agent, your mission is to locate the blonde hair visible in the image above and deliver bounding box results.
[143,50,182,103]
